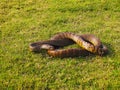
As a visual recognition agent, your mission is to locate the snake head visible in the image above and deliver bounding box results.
[98,45,108,56]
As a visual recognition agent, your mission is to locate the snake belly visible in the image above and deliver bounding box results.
[29,32,108,57]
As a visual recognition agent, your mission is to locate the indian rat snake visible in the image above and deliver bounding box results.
[29,32,108,58]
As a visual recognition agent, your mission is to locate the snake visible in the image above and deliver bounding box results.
[29,32,108,58]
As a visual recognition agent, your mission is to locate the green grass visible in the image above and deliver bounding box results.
[0,0,120,89]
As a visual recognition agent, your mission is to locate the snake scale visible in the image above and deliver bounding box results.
[29,32,108,58]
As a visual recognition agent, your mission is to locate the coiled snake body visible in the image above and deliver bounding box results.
[29,32,108,58]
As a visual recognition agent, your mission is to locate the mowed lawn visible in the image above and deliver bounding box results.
[0,0,120,89]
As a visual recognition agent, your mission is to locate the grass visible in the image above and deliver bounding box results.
[0,0,120,89]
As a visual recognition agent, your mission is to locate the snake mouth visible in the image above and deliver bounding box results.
[97,48,104,56]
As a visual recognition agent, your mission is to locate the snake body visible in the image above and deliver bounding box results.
[29,32,108,58]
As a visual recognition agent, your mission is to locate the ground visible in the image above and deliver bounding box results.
[0,0,120,89]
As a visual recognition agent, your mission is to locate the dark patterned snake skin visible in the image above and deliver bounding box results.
[29,32,108,58]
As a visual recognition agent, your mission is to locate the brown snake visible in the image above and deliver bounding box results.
[29,32,108,58]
